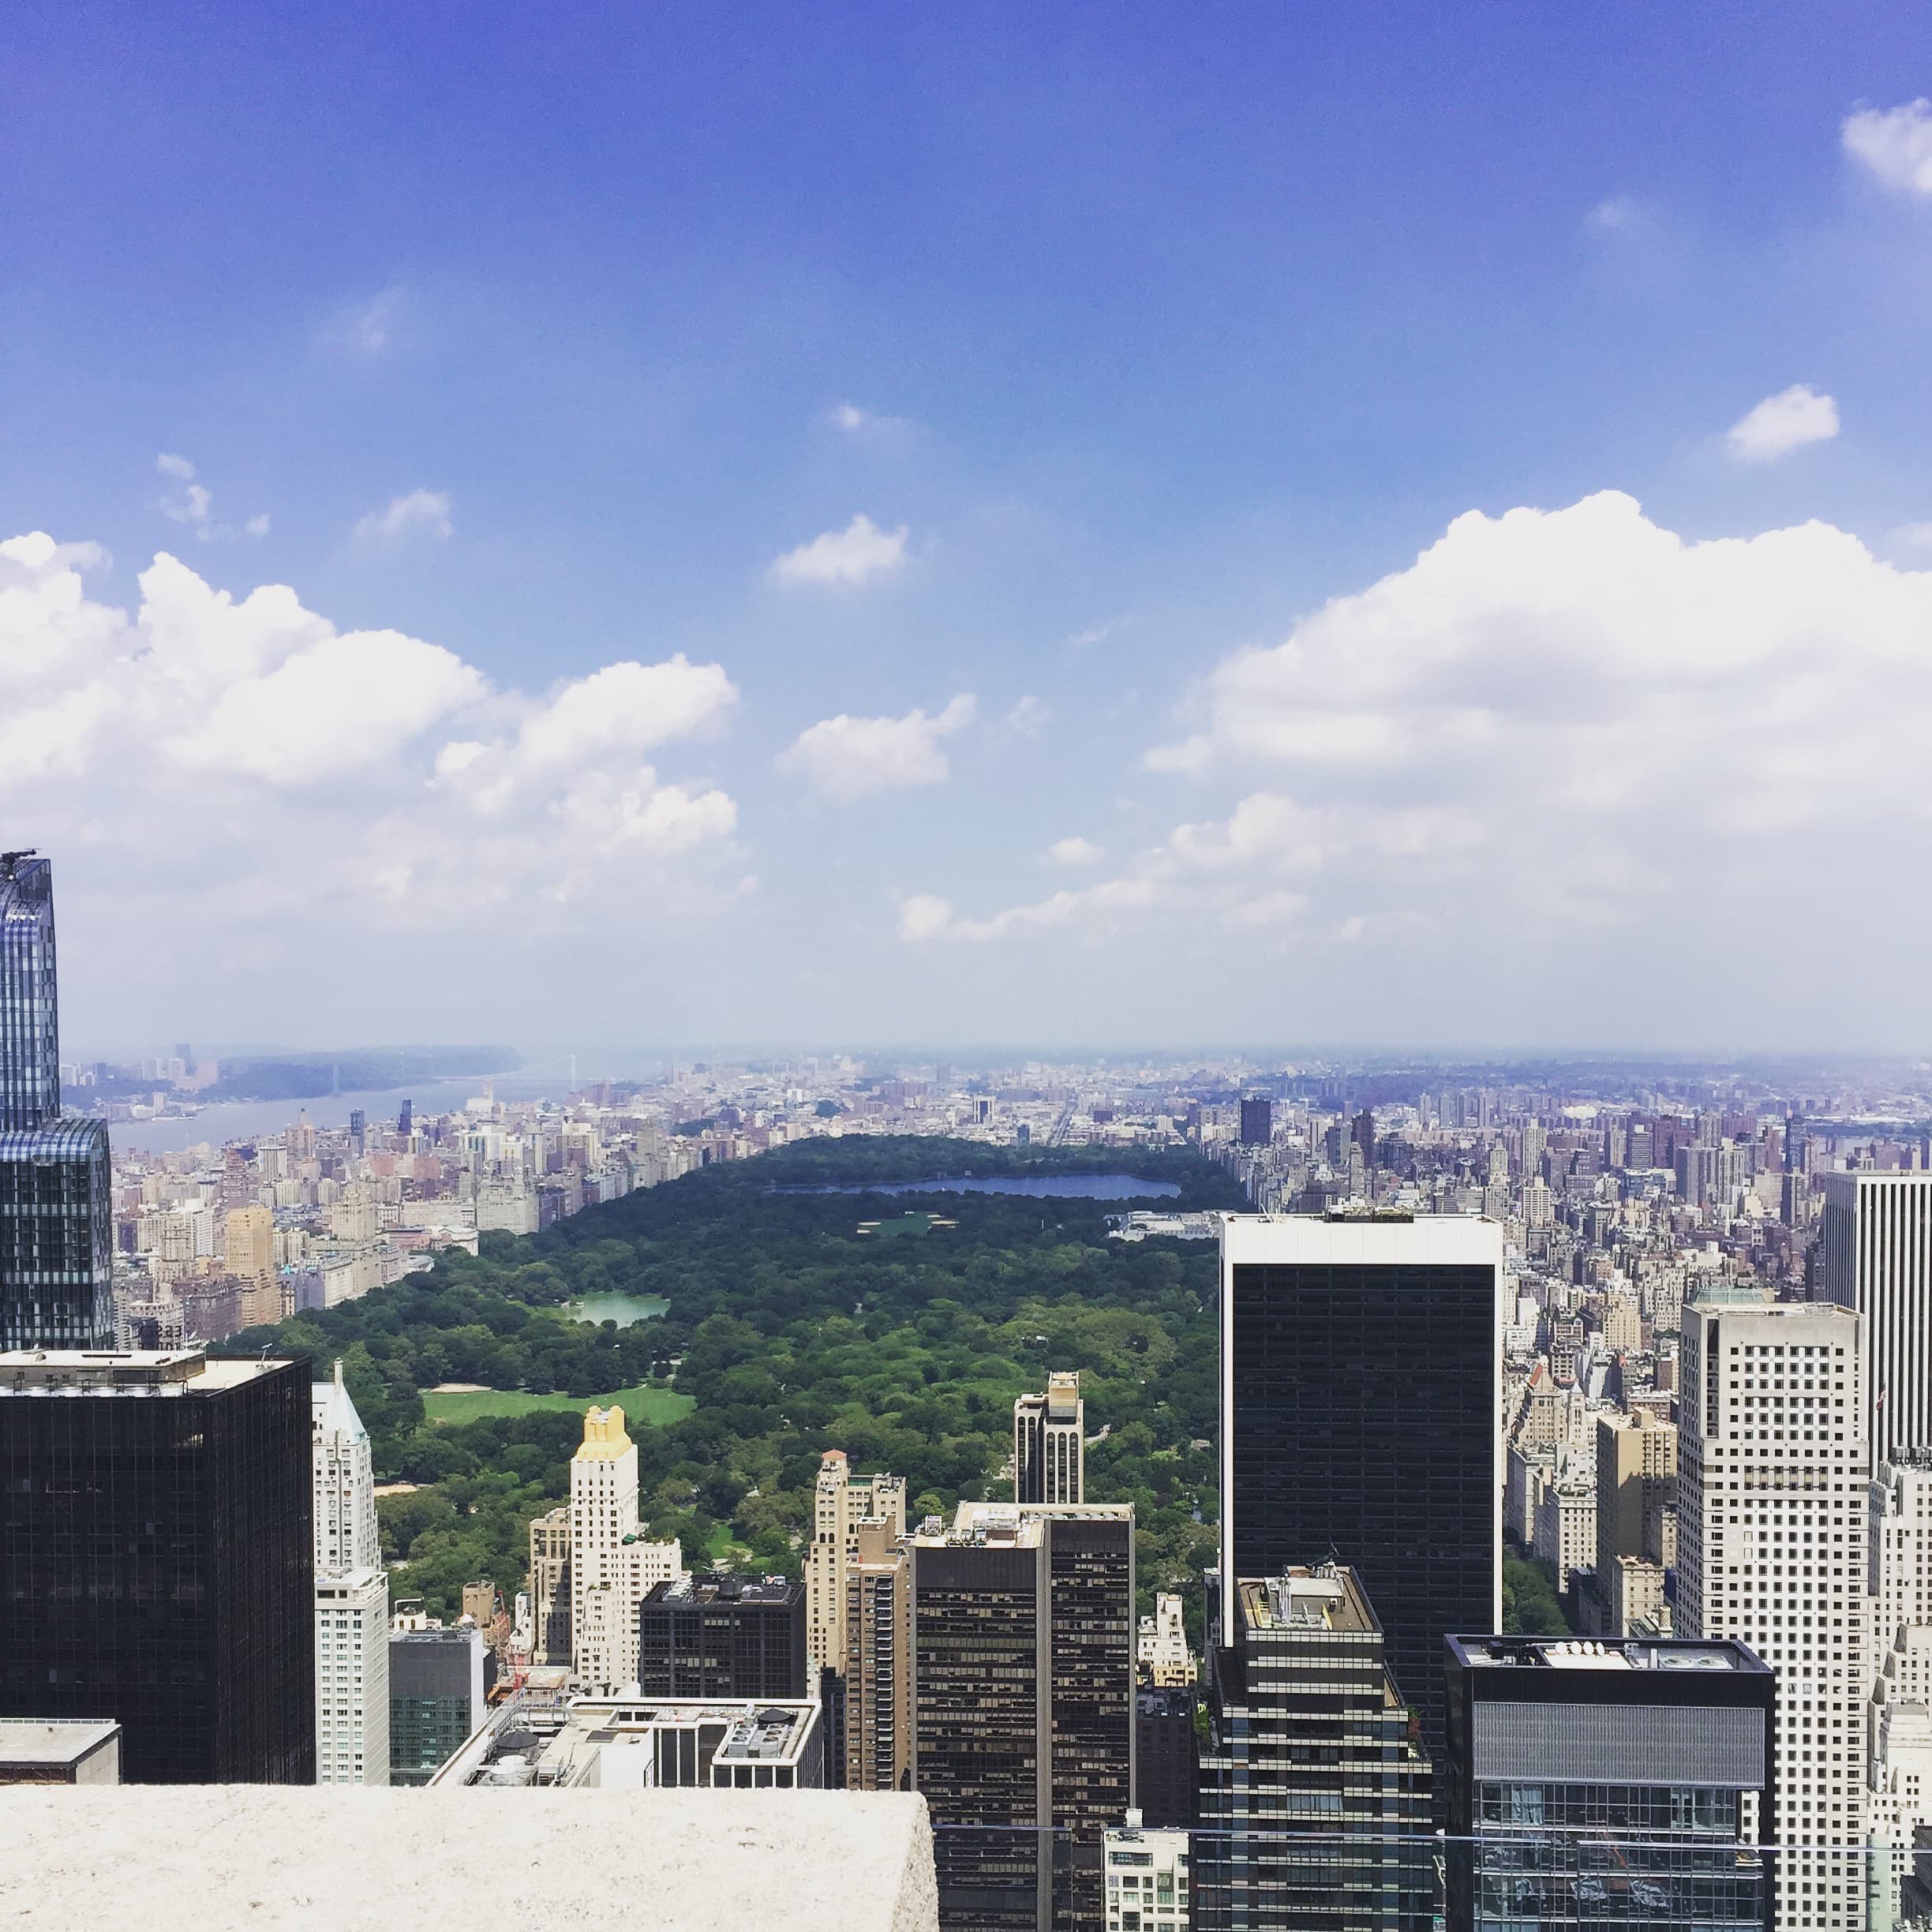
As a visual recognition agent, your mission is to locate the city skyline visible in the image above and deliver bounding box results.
[6,8,1932,1048]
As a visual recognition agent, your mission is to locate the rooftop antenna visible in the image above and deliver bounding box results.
[0,848,38,877]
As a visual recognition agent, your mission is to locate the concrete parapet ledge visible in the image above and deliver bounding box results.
[0,1788,939,1932]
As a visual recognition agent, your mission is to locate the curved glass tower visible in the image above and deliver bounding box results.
[0,852,113,1349]
[0,852,60,1132]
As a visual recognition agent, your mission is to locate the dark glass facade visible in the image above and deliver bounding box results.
[913,1507,1135,1932]
[0,1354,314,1784]
[388,1629,491,1785]
[0,1119,114,1351]
[636,1575,807,1700]
[1226,1242,1498,1770]
[0,855,111,1351]
[1443,1636,1773,1932]
[0,856,58,1133]
[1135,1687,1200,1829]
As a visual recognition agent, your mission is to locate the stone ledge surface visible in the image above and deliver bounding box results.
[0,1788,938,1932]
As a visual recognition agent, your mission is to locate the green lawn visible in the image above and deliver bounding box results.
[421,1382,696,1426]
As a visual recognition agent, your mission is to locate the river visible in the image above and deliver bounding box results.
[778,1174,1182,1200]
[104,1076,579,1155]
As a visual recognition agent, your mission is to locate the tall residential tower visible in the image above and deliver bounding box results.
[0,852,111,1350]
[1015,1372,1085,1505]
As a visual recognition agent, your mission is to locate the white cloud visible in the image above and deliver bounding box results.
[1043,836,1105,867]
[1844,99,1932,198]
[769,513,908,587]
[1585,195,1640,230]
[993,695,1049,743]
[1894,522,1932,551]
[155,454,267,541]
[777,694,975,801]
[1726,385,1840,462]
[826,402,915,440]
[0,533,743,945]
[320,288,404,356]
[353,488,454,549]
[1069,616,1133,651]
[915,493,1932,966]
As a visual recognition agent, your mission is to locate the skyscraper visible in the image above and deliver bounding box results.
[0,1347,314,1784]
[312,1360,387,1785]
[567,1403,683,1691]
[0,852,111,1352]
[529,1503,572,1665]
[1443,1634,1773,1932]
[1219,1211,1503,1770]
[1819,1170,1932,1462]
[1589,1409,1677,1637]
[1239,1098,1273,1148]
[911,1501,1136,1932]
[315,1569,389,1786]
[806,1448,907,1679]
[0,851,58,1131]
[227,1204,280,1330]
[312,1359,380,1574]
[1015,1371,1085,1504]
[843,1520,910,1792]
[1197,1567,1433,1932]
[1679,1298,1867,1932]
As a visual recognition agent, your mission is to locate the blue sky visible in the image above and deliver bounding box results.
[5,3,1932,1052]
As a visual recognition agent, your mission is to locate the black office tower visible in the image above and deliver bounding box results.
[0,852,112,1350]
[1239,1098,1273,1148]
[1220,1212,1501,1773]
[0,1349,314,1783]
[910,1503,1135,1932]
[637,1574,807,1700]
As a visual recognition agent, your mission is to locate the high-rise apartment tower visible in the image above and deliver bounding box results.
[1015,1372,1084,1505]
[568,1403,683,1691]
[0,852,111,1351]
[806,1449,907,1679]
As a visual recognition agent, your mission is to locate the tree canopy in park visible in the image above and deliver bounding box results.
[235,1137,1242,1625]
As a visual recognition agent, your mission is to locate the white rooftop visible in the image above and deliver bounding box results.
[0,1788,938,1931]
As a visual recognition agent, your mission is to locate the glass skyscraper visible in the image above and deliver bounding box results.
[1220,1212,1503,1777]
[0,852,113,1350]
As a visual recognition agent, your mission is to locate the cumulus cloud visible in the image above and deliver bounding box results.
[1043,836,1105,867]
[777,694,975,801]
[911,493,1932,963]
[155,454,267,541]
[353,488,454,548]
[0,532,743,946]
[1896,522,1932,551]
[769,513,908,587]
[1844,99,1932,197]
[1725,385,1840,462]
